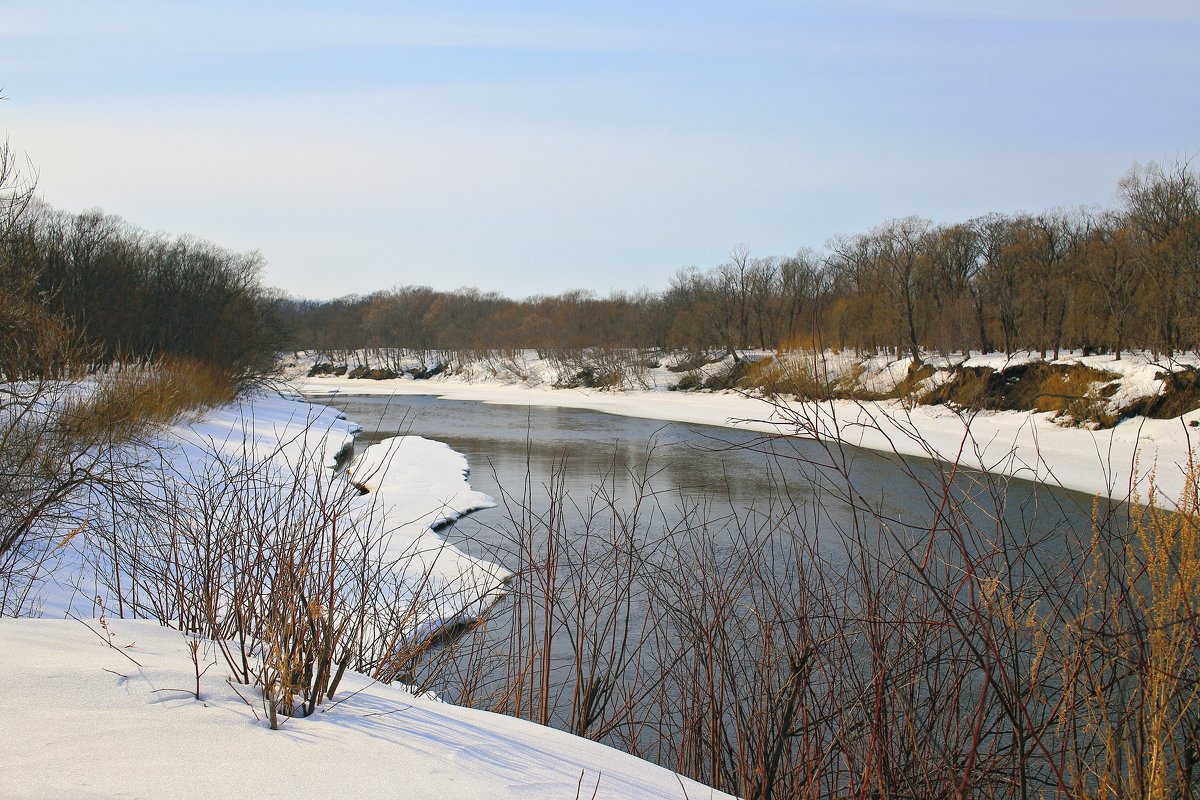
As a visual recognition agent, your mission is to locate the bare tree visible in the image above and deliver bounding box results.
[1120,158,1200,354]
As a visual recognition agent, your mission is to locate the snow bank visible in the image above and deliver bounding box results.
[0,618,730,799]
[3,390,732,799]
[179,388,359,469]
[344,435,506,632]
[169,395,506,637]
[29,391,508,643]
[28,392,364,619]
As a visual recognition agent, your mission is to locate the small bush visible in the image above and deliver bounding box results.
[307,362,344,377]
[555,367,622,390]
[667,352,717,373]
[408,361,447,380]
[671,370,704,391]
[703,360,753,391]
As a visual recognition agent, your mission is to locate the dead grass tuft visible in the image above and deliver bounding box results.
[59,357,237,445]
[1064,461,1200,798]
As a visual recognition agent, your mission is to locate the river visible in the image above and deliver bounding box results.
[320,393,1098,561]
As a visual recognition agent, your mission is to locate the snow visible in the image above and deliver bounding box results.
[294,352,1200,508]
[343,435,507,631]
[25,392,508,636]
[0,617,731,799]
[177,387,360,470]
[9,349,1197,797]
[3,389,728,799]
[960,351,1043,370]
[16,391,365,619]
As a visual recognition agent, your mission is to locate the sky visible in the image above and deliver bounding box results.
[2,1,1197,300]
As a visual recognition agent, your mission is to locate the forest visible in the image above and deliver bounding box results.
[281,159,1199,362]
[0,147,284,383]
[5,155,1196,381]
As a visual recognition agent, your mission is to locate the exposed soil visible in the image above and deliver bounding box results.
[922,362,1121,426]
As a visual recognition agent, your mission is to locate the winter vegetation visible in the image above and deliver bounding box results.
[0,388,725,799]
[8,126,1200,799]
[281,155,1200,797]
[0,140,728,797]
[380,421,1200,800]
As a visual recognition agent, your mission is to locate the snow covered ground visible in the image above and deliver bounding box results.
[0,617,730,799]
[293,351,1200,507]
[3,390,736,799]
[9,349,1196,797]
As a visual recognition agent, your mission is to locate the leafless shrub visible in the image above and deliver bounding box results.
[394,397,1200,799]
[0,357,223,615]
[546,348,651,390]
[86,418,500,728]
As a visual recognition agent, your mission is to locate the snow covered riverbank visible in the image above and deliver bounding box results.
[34,391,507,631]
[296,365,1200,508]
[0,617,731,799]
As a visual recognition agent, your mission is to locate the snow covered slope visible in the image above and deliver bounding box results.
[0,618,730,799]
[30,391,507,635]
[3,390,728,799]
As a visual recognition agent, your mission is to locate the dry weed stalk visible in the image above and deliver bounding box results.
[86,412,495,729]
[1063,459,1200,799]
[406,399,1200,799]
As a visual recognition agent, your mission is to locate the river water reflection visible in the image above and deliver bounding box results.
[318,394,1101,743]
[319,393,1098,568]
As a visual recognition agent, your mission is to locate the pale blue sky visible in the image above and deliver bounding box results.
[2,1,1196,298]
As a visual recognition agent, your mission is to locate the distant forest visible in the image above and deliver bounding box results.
[283,159,1200,362]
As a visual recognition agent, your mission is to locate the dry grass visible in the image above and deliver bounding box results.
[738,353,848,400]
[59,357,237,444]
[68,379,1200,797]
[3,356,238,613]
[1064,463,1200,799]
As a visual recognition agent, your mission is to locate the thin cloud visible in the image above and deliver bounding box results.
[2,2,663,56]
[851,0,1200,24]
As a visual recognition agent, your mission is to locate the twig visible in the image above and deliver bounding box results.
[67,612,144,668]
[226,678,261,722]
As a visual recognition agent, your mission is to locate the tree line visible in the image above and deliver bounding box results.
[283,158,1199,361]
[1,150,285,381]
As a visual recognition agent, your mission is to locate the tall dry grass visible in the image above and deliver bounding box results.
[1062,462,1200,799]
[63,356,237,442]
[2,356,238,615]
